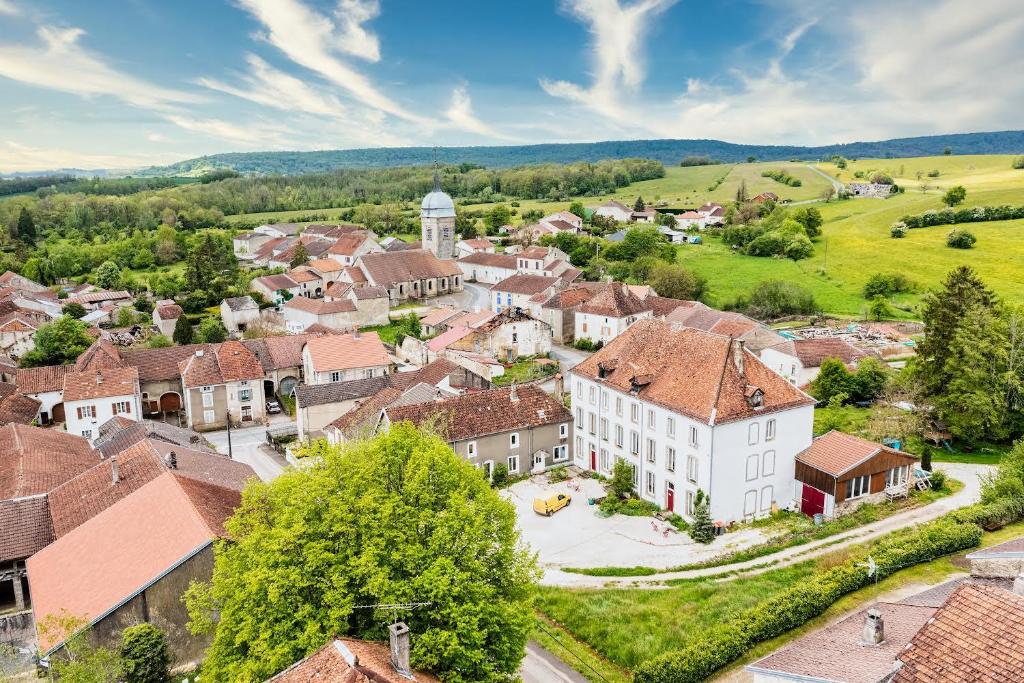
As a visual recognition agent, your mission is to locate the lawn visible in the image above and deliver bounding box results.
[491,356,559,386]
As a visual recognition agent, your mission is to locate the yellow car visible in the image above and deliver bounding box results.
[533,493,571,516]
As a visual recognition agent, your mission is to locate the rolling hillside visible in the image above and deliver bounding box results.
[139,131,1024,177]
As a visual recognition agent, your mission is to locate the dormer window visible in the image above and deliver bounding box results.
[745,385,764,408]
[630,373,653,394]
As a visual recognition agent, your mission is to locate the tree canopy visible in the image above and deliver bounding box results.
[186,424,538,683]
[20,315,94,367]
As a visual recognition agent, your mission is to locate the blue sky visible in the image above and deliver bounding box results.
[0,0,1022,171]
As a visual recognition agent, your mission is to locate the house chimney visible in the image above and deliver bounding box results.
[165,451,178,469]
[553,373,564,397]
[861,608,884,645]
[111,456,120,484]
[1014,572,1024,596]
[510,383,519,402]
[388,622,412,678]
[732,338,745,375]
[353,329,361,340]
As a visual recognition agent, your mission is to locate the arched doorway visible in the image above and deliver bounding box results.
[52,403,65,423]
[279,376,298,397]
[159,392,182,413]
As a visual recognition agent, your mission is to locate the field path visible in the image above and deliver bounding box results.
[806,164,844,193]
[542,462,989,588]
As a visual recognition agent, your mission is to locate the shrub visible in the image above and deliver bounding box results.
[610,459,635,499]
[572,338,600,352]
[1014,156,1024,170]
[120,624,170,683]
[946,228,976,249]
[890,222,908,238]
[929,469,947,491]
[761,169,802,187]
[869,171,894,185]
[689,490,715,544]
[491,463,509,487]
[784,234,814,260]
[745,280,818,319]
[863,272,915,299]
[927,169,941,177]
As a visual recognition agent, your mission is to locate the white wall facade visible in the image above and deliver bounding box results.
[759,347,808,385]
[301,346,391,385]
[574,310,652,345]
[493,288,550,313]
[458,262,516,285]
[570,373,814,524]
[65,392,142,443]
[595,206,632,222]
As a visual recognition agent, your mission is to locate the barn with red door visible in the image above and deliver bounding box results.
[795,430,918,518]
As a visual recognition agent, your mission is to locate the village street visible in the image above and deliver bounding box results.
[205,416,291,481]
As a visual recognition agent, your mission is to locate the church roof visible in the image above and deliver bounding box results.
[420,169,456,218]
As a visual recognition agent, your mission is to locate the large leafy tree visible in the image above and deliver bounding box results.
[186,424,538,683]
[19,315,94,367]
[185,232,236,294]
[94,260,122,290]
[16,206,36,243]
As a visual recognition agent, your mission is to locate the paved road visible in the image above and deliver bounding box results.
[544,462,991,588]
[549,344,592,375]
[806,163,844,193]
[520,642,589,683]
[205,419,290,481]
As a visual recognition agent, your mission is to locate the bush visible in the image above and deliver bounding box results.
[946,228,976,249]
[927,169,941,178]
[491,463,509,487]
[689,491,714,544]
[610,459,635,499]
[890,222,908,238]
[745,280,818,319]
[572,338,602,352]
[929,469,947,491]
[1014,156,1024,170]
[761,169,802,187]
[863,272,915,299]
[120,624,170,683]
[633,519,982,683]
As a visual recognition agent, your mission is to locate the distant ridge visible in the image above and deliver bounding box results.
[119,130,1024,177]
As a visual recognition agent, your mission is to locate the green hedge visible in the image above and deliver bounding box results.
[632,519,982,683]
[949,497,1024,530]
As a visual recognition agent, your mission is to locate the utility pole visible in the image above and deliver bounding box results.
[226,413,233,459]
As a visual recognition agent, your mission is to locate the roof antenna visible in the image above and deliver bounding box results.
[432,146,441,192]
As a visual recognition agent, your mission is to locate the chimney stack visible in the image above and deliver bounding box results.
[553,373,564,398]
[388,622,411,677]
[1014,572,1024,596]
[111,456,120,485]
[861,608,884,645]
[165,451,178,470]
[732,338,745,375]
[510,383,519,402]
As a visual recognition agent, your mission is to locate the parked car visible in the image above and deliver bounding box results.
[265,400,282,414]
[533,493,571,516]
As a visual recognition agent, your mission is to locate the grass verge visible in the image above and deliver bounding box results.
[532,613,631,683]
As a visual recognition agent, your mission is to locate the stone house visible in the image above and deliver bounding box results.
[285,268,323,298]
[327,233,383,266]
[15,364,76,424]
[282,297,357,333]
[355,250,463,304]
[447,307,552,361]
[232,232,274,261]
[491,274,559,313]
[251,274,301,306]
[254,223,304,238]
[571,320,815,523]
[220,296,261,334]
[178,341,266,430]
[62,367,143,443]
[531,286,598,344]
[0,312,39,358]
[382,384,573,477]
[794,430,918,518]
[301,332,393,385]
[323,283,390,327]
[455,238,496,258]
[242,332,322,398]
[574,282,653,344]
[152,301,183,338]
[457,252,518,284]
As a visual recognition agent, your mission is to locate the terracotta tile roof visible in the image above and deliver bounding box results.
[698,202,723,213]
[75,339,127,371]
[518,246,550,260]
[122,344,209,383]
[385,385,571,442]
[391,359,460,390]
[460,238,494,249]
[155,303,183,320]
[0,312,38,331]
[324,281,352,299]
[329,386,403,438]
[894,584,1024,682]
[328,234,371,257]
[67,289,131,305]
[577,283,648,317]
[28,472,242,654]
[644,295,691,317]
[419,306,461,327]
[599,200,630,211]
[254,274,300,291]
[268,638,440,683]
[223,295,258,312]
[546,219,578,232]
[305,332,390,373]
[572,320,815,424]
[343,266,368,283]
[283,296,356,315]
[262,223,304,235]
[93,417,216,458]
[541,286,595,310]
[305,258,344,273]
[346,285,387,301]
[62,367,139,401]
[252,236,292,261]
[0,382,41,425]
[767,339,870,368]
[897,577,1014,608]
[426,326,473,352]
[217,340,265,381]
[445,310,495,329]
[48,438,254,538]
[255,333,323,370]
[749,602,936,683]
[458,252,517,269]
[0,494,53,562]
[709,317,758,338]
[358,250,460,287]
[491,274,558,295]
[295,376,390,408]
[0,424,99,499]
[797,430,916,478]
[288,269,321,283]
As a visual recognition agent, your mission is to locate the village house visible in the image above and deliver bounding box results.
[254,222,305,238]
[28,472,244,667]
[232,232,274,261]
[419,306,463,336]
[0,311,39,358]
[63,367,143,443]
[0,381,41,427]
[542,210,583,231]
[667,302,787,353]
[697,202,726,225]
[795,430,918,518]
[355,250,463,303]
[248,236,293,267]
[299,258,345,288]
[302,224,369,240]
[242,332,323,399]
[285,268,323,298]
[533,286,597,344]
[631,207,656,223]
[152,301,183,338]
[268,238,335,271]
[324,283,390,326]
[455,237,496,258]
[447,307,553,361]
[753,191,780,203]
[92,417,215,458]
[251,273,302,305]
[516,245,568,272]
[301,331,393,385]
[327,233,383,265]
[15,364,76,424]
[282,297,356,333]
[674,210,705,229]
[67,289,133,312]
[457,251,518,284]
[0,271,48,293]
[267,628,440,683]
[592,199,633,223]
[0,289,62,319]
[381,384,573,478]
[178,341,266,430]
[571,320,815,522]
[220,295,261,334]
[760,338,872,386]
[574,282,653,345]
[491,274,559,313]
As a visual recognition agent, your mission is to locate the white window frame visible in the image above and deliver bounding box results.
[687,455,698,483]
[467,441,478,458]
[509,432,520,449]
[647,409,655,428]
[553,445,568,462]
[615,396,623,416]
[82,429,92,440]
[846,475,870,499]
[666,416,675,437]
[559,423,569,439]
[239,389,251,403]
[575,436,583,460]
[760,485,774,512]
[576,408,583,429]
[685,490,695,516]
[689,425,698,447]
[666,447,676,473]
[588,413,596,435]
[766,418,776,441]
[645,471,656,495]
[203,409,215,423]
[202,392,214,408]
[200,385,213,393]
[614,424,624,448]
[630,431,640,456]
[599,448,610,473]
[600,417,609,441]
[507,455,519,473]
[589,386,597,405]
[330,371,341,383]
[630,403,639,424]
[748,422,760,445]
[886,466,908,487]
[576,381,583,398]
[745,454,759,481]
[762,450,776,477]
[646,438,656,464]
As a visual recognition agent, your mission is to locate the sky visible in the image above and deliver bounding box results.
[0,0,1022,172]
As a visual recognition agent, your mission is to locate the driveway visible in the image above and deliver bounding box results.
[502,474,767,577]
[204,416,292,481]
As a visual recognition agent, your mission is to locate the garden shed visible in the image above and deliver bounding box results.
[795,430,918,517]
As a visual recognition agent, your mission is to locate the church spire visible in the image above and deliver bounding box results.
[432,146,441,192]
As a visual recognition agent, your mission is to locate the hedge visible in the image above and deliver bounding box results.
[632,518,983,683]
[949,497,1024,530]
[895,205,1024,231]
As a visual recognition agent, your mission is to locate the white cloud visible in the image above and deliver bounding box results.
[236,0,426,124]
[445,85,514,141]
[198,53,346,118]
[0,0,18,16]
[541,0,677,123]
[334,0,381,62]
[0,140,178,173]
[146,132,167,143]
[0,25,197,110]
[162,114,296,147]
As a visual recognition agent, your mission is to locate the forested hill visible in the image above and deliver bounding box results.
[139,130,1024,176]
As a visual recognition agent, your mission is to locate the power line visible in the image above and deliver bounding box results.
[534,620,610,683]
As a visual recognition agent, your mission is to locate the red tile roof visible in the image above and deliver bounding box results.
[155,303,183,320]
[217,341,265,381]
[577,283,648,317]
[0,495,53,562]
[894,584,1024,682]
[28,472,241,654]
[16,364,76,394]
[62,367,139,401]
[75,339,126,371]
[797,430,916,477]
[541,286,595,310]
[257,333,323,370]
[283,296,356,315]
[268,638,440,683]
[572,320,815,424]
[0,424,99,499]
[305,332,391,373]
[0,382,41,425]
[328,234,371,257]
[358,250,460,287]
[305,258,344,273]
[767,338,870,368]
[254,274,300,292]
[385,385,571,441]
[288,269,320,283]
[491,274,558,295]
[122,345,209,383]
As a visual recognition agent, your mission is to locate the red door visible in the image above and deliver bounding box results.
[590,448,597,471]
[666,484,675,512]
[800,484,826,517]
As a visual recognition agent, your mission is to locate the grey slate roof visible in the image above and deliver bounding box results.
[223,295,258,311]
[94,417,216,458]
[294,376,390,408]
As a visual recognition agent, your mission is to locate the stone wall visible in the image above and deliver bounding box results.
[970,556,1024,579]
